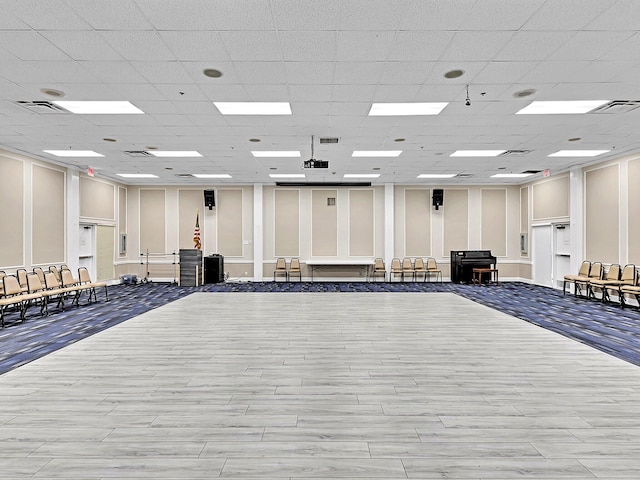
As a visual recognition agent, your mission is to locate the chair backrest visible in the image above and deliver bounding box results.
[0,270,6,280]
[414,258,425,270]
[33,267,46,283]
[390,258,402,271]
[60,264,70,271]
[78,267,92,284]
[61,269,77,287]
[588,262,603,279]
[577,261,591,276]
[290,258,301,271]
[49,265,61,283]
[620,264,637,284]
[426,257,438,270]
[17,268,28,287]
[605,264,620,281]
[374,258,385,271]
[26,273,45,294]
[2,275,22,297]
[402,258,413,269]
[275,258,286,270]
[44,272,60,289]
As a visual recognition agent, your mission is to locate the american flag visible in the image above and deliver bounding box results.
[193,210,201,249]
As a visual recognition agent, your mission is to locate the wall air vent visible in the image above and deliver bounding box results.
[590,100,640,114]
[319,137,339,144]
[14,100,69,113]
[500,150,532,156]
[124,151,153,157]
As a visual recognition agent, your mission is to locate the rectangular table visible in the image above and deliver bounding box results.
[305,259,375,282]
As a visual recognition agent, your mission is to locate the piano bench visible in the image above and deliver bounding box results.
[472,268,499,285]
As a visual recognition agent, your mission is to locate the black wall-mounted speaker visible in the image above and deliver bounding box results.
[432,189,444,210]
[204,190,215,210]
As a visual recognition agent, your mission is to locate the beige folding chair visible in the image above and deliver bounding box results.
[288,258,302,282]
[575,262,603,297]
[621,273,640,309]
[273,258,288,282]
[371,258,386,282]
[78,267,109,302]
[402,257,416,282]
[16,268,29,292]
[389,258,403,283]
[33,267,46,284]
[1,275,41,327]
[588,264,620,302]
[608,264,638,305]
[413,258,427,282]
[60,269,92,307]
[49,266,62,286]
[425,257,442,283]
[563,261,591,295]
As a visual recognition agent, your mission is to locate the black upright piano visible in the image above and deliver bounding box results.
[450,250,497,283]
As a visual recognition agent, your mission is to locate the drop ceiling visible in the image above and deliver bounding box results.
[1,0,640,185]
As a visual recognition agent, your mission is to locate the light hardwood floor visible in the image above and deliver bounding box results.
[1,292,640,478]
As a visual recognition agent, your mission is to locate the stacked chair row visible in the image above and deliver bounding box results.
[563,261,639,308]
[379,257,442,283]
[0,266,108,329]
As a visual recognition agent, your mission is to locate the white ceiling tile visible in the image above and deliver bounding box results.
[41,31,124,62]
[79,61,149,84]
[523,0,621,30]
[234,62,288,85]
[401,0,475,30]
[285,62,334,85]
[519,61,591,85]
[279,31,337,62]
[472,61,538,85]
[0,31,70,61]
[8,0,93,30]
[271,0,341,30]
[378,62,435,85]
[220,31,282,62]
[243,84,290,101]
[198,84,249,101]
[66,0,154,30]
[334,62,384,85]
[459,0,545,30]
[602,33,640,61]
[129,62,193,84]
[337,0,408,30]
[495,31,574,61]
[158,31,229,62]
[548,31,634,61]
[335,31,396,62]
[441,31,515,62]
[99,32,176,61]
[388,32,455,62]
[290,85,333,101]
[331,85,377,102]
[373,85,422,102]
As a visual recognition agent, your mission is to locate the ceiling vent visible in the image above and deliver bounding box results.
[14,100,68,113]
[276,182,371,187]
[456,173,473,178]
[500,150,532,156]
[175,173,193,178]
[590,100,640,114]
[522,170,541,174]
[124,151,153,157]
[319,137,339,144]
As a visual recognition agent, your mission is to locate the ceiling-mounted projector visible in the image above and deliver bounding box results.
[303,159,328,168]
[303,135,328,169]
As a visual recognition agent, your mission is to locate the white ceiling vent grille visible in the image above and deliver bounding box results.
[590,100,640,114]
[319,137,339,144]
[175,173,193,178]
[500,150,532,156]
[124,151,153,157]
[14,101,69,113]
[456,173,473,178]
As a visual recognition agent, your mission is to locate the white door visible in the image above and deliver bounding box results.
[78,224,95,279]
[532,225,552,287]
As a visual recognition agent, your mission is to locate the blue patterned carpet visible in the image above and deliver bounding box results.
[1,281,638,375]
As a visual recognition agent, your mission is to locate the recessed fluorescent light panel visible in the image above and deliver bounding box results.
[450,150,506,157]
[214,102,292,115]
[117,173,158,178]
[192,174,232,178]
[43,150,103,157]
[491,173,533,178]
[352,151,402,157]
[148,151,202,157]
[548,150,610,157]
[417,174,457,178]
[516,100,609,115]
[52,101,144,114]
[343,174,380,178]
[269,174,305,178]
[368,102,448,116]
[252,151,301,158]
